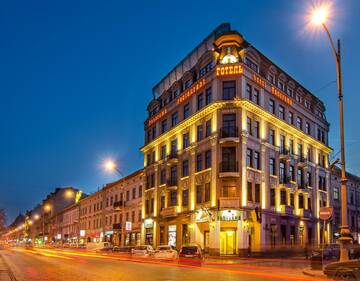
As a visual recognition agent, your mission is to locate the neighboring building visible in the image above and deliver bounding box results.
[102,169,143,246]
[61,203,80,244]
[141,23,331,255]
[330,166,360,242]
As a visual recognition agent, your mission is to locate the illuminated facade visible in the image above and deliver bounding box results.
[141,23,331,255]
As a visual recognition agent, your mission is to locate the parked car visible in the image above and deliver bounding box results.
[113,246,134,254]
[98,243,114,252]
[324,260,360,281]
[178,244,204,265]
[311,243,340,261]
[154,245,178,259]
[131,245,154,256]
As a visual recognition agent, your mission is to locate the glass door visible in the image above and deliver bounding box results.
[220,229,236,255]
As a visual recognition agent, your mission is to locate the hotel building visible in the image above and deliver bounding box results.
[141,23,332,255]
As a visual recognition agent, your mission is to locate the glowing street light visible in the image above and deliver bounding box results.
[307,2,350,262]
[103,159,123,176]
[33,214,40,220]
[44,204,51,212]
[65,189,74,199]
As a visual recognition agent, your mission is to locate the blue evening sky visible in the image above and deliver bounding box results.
[1,0,359,223]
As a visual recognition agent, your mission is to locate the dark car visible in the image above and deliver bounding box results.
[311,243,340,261]
[178,244,203,265]
[113,246,134,254]
[324,260,360,281]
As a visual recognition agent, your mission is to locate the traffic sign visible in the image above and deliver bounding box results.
[319,207,333,220]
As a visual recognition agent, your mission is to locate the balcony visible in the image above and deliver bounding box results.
[297,154,307,166]
[112,223,122,230]
[160,206,177,218]
[219,127,239,143]
[279,176,295,188]
[167,178,178,188]
[167,151,178,162]
[297,182,308,190]
[298,208,312,219]
[280,205,294,216]
[279,147,290,159]
[113,201,125,210]
[219,161,239,177]
[219,197,241,209]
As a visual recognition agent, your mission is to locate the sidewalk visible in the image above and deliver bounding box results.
[0,253,16,281]
[302,267,326,278]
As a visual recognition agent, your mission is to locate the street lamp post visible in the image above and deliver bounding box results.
[311,6,351,261]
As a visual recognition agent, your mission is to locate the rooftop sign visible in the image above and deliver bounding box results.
[216,64,243,77]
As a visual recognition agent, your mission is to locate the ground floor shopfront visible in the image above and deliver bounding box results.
[142,208,327,255]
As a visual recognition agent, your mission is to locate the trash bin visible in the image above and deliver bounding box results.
[310,253,323,270]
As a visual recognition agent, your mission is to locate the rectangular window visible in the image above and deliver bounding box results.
[171,112,179,127]
[170,190,177,206]
[196,154,203,172]
[161,145,166,160]
[246,148,253,167]
[205,150,211,169]
[138,186,142,198]
[296,116,303,130]
[254,121,260,138]
[279,105,285,120]
[279,162,286,183]
[182,133,189,149]
[333,187,339,200]
[247,117,252,136]
[269,129,275,145]
[307,171,312,187]
[183,103,190,119]
[197,93,204,110]
[297,168,303,187]
[289,139,294,154]
[223,81,236,100]
[222,114,237,138]
[269,158,275,175]
[253,88,260,105]
[270,189,276,206]
[299,194,304,209]
[205,182,211,202]
[280,190,287,205]
[255,184,260,203]
[182,189,189,206]
[247,182,253,202]
[182,160,189,177]
[197,125,203,141]
[305,122,311,135]
[132,188,136,199]
[246,83,252,100]
[289,165,294,181]
[288,112,294,124]
[205,119,212,137]
[170,166,177,185]
[254,151,260,169]
[205,87,212,105]
[269,99,275,114]
[161,119,167,133]
[196,185,203,204]
[160,169,166,185]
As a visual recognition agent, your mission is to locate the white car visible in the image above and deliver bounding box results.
[131,245,154,256]
[154,245,178,259]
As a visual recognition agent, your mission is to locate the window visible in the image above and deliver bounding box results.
[333,187,339,200]
[138,186,142,198]
[223,81,236,100]
[289,139,294,154]
[253,88,260,105]
[268,74,274,83]
[288,111,294,125]
[269,99,275,114]
[298,143,303,158]
[280,190,287,205]
[254,151,260,169]
[279,105,285,120]
[205,183,211,202]
[170,166,177,184]
[247,182,252,202]
[245,57,258,72]
[205,88,212,105]
[297,168,304,187]
[298,194,304,209]
[161,145,166,160]
[205,119,212,137]
[255,184,260,203]
[269,129,275,145]
[222,114,236,137]
[182,160,189,177]
[270,189,276,206]
[183,133,189,149]
[287,88,293,97]
[183,103,190,119]
[160,169,166,185]
[247,117,252,135]
[279,162,285,183]
[290,193,294,206]
[132,188,136,199]
[196,154,203,172]
[131,211,135,223]
[200,61,215,77]
[246,83,252,100]
[278,81,284,91]
[305,122,311,135]
[171,112,179,127]
[170,139,177,156]
[246,148,253,167]
[182,189,189,206]
[269,158,276,175]
[254,121,260,138]
[289,165,294,181]
[197,93,204,110]
[307,171,312,187]
[170,190,177,206]
[197,125,203,141]
[184,79,192,89]
[296,116,303,130]
[161,119,167,133]
[196,185,203,204]
[205,150,211,169]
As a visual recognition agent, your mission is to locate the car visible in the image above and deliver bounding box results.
[131,245,154,256]
[154,245,178,259]
[178,244,204,265]
[311,243,340,261]
[113,246,134,254]
[324,260,360,281]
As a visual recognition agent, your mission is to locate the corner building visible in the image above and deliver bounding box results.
[141,23,331,255]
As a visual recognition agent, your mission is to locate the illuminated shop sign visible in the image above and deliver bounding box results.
[144,218,154,228]
[271,87,293,106]
[217,210,242,221]
[216,64,243,77]
[125,221,132,231]
[148,108,167,126]
[176,78,206,105]
[252,74,266,88]
[80,230,85,237]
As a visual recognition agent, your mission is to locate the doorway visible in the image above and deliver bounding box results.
[220,229,236,255]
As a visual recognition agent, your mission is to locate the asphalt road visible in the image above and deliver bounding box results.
[0,248,330,281]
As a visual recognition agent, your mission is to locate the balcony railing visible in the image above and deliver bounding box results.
[279,147,290,156]
[167,178,178,187]
[280,205,294,215]
[298,154,306,163]
[220,126,239,138]
[219,161,239,173]
[113,201,125,210]
[219,197,241,208]
[279,176,292,185]
[167,151,178,160]
[160,206,177,218]
[297,181,308,189]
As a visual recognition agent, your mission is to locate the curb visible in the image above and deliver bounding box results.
[302,268,326,278]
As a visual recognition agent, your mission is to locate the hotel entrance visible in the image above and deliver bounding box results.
[220,229,236,255]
